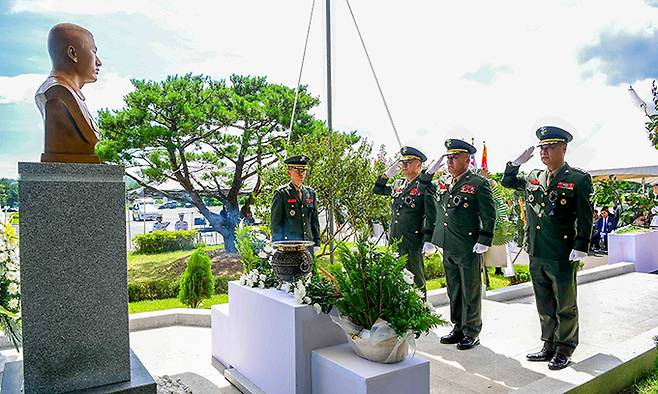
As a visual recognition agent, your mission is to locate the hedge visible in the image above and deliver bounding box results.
[128,274,240,302]
[132,229,198,254]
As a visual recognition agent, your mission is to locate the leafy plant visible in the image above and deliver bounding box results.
[235,224,273,273]
[424,253,444,280]
[490,180,516,246]
[291,273,338,314]
[333,240,446,337]
[178,247,215,308]
[132,229,198,254]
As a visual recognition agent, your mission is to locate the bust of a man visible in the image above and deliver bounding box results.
[35,23,102,164]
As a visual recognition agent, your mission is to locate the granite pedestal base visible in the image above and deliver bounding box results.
[216,282,346,394]
[10,162,155,393]
[1,350,156,393]
[311,343,429,394]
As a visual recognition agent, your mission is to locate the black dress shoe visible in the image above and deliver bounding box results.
[440,330,464,344]
[548,353,571,370]
[456,336,480,350]
[526,347,555,362]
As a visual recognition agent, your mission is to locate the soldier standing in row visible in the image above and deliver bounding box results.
[373,146,437,293]
[502,126,593,370]
[427,139,496,350]
[271,155,321,248]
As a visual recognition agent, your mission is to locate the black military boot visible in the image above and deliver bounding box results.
[548,353,571,370]
[440,329,464,344]
[526,344,555,362]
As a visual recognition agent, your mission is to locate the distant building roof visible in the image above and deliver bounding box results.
[588,165,658,184]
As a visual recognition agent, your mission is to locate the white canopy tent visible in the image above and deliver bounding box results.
[588,165,658,185]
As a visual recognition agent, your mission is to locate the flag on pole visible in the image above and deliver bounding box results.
[481,141,489,175]
[469,138,478,170]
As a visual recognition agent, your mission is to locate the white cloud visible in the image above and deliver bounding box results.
[0,74,45,104]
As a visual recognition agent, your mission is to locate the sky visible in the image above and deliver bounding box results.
[0,0,657,178]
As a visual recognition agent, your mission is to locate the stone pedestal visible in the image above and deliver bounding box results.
[608,231,658,273]
[311,343,429,394]
[218,282,347,394]
[1,162,155,393]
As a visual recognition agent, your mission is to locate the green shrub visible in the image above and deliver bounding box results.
[214,274,240,294]
[133,229,198,254]
[509,266,532,286]
[424,253,444,280]
[178,247,215,308]
[128,274,236,302]
[128,279,179,302]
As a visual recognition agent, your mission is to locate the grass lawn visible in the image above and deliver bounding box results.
[426,266,530,292]
[129,294,228,314]
[128,244,224,282]
[625,356,658,394]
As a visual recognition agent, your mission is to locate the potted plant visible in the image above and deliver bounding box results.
[327,240,445,363]
[0,221,21,352]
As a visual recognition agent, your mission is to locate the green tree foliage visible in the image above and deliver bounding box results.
[97,73,321,252]
[178,247,215,308]
[255,131,390,255]
[0,179,18,207]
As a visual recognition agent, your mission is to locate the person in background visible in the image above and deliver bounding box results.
[174,213,189,231]
[591,209,600,252]
[596,208,616,252]
[152,215,169,231]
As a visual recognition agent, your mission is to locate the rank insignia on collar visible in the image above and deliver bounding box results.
[530,179,540,185]
[290,210,296,216]
[557,182,575,190]
[460,184,476,194]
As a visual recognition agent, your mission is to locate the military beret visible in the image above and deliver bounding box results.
[445,139,476,155]
[399,146,427,162]
[536,126,573,146]
[284,155,309,169]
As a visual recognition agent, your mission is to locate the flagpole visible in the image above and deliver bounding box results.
[326,0,336,264]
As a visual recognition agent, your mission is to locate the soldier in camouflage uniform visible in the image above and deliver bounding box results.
[373,146,437,293]
[271,155,321,247]
[502,126,593,370]
[428,139,496,350]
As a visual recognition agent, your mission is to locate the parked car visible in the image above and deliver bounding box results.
[158,201,179,210]
[131,198,161,221]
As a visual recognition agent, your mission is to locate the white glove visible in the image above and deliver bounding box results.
[472,243,489,254]
[422,242,437,255]
[569,249,587,262]
[384,161,400,178]
[426,155,447,174]
[511,146,535,166]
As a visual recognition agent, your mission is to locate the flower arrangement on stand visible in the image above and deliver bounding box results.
[290,239,446,363]
[235,224,280,289]
[0,220,21,351]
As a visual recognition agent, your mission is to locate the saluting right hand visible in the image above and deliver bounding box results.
[511,146,535,166]
[426,154,446,174]
[384,161,401,178]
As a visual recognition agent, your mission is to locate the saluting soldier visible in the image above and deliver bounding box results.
[373,146,437,293]
[271,155,321,248]
[427,139,496,350]
[502,126,593,370]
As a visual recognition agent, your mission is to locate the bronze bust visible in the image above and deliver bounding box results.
[35,23,102,164]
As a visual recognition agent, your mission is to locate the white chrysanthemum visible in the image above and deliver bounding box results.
[6,271,18,281]
[263,245,274,254]
[392,252,400,258]
[7,283,19,295]
[257,251,267,259]
[313,303,322,314]
[415,289,425,298]
[258,281,265,289]
[255,233,266,241]
[6,263,17,272]
[424,300,434,310]
[259,274,267,282]
[402,269,415,285]
[0,252,7,261]
[238,276,246,286]
[7,298,18,309]
[304,296,311,304]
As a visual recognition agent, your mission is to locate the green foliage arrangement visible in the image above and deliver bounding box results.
[333,240,445,337]
[291,273,339,314]
[614,225,653,235]
[178,247,215,308]
[490,180,517,246]
[235,224,280,288]
[132,229,197,254]
[0,221,21,351]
